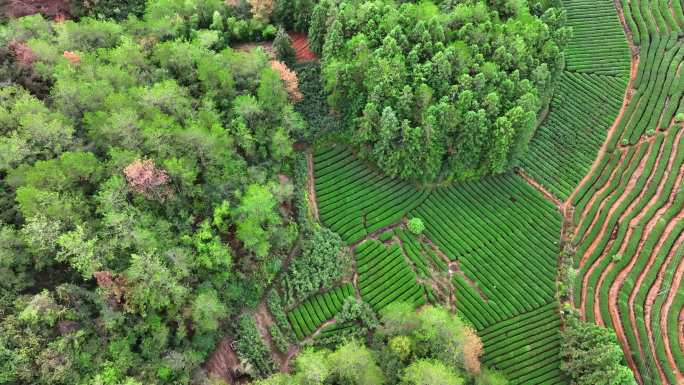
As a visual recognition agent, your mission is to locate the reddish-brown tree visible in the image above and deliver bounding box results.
[269,60,303,102]
[123,159,171,200]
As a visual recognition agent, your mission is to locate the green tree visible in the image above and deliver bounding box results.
[233,184,281,258]
[327,340,386,385]
[273,27,296,66]
[401,360,464,385]
[560,318,637,385]
[294,348,330,385]
[407,218,425,235]
[191,289,228,333]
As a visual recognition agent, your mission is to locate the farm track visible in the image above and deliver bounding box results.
[253,302,290,372]
[306,149,320,221]
[516,169,564,211]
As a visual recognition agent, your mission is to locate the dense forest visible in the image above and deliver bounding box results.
[0,0,645,384]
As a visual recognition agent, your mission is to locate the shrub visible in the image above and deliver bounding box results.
[407,218,425,235]
[282,225,351,306]
[273,27,296,66]
[234,315,276,377]
[268,324,290,353]
[560,317,637,385]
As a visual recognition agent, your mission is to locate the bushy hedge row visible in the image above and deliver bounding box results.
[286,283,355,340]
[315,146,427,243]
[522,72,626,199]
[356,240,426,311]
[479,302,566,385]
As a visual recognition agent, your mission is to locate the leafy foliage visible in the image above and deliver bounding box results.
[311,0,569,182]
[253,304,505,385]
[407,218,425,235]
[282,225,351,306]
[235,315,277,377]
[560,317,637,385]
[0,6,305,384]
[273,27,296,66]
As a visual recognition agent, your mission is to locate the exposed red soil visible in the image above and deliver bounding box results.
[577,142,652,325]
[394,234,456,309]
[3,0,70,19]
[631,146,684,384]
[289,32,317,62]
[679,306,684,369]
[253,302,291,372]
[516,169,563,211]
[231,33,316,63]
[419,235,487,302]
[565,51,640,213]
[653,232,684,384]
[205,337,240,384]
[349,219,406,249]
[567,2,673,380]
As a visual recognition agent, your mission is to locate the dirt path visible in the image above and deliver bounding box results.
[253,302,290,371]
[679,306,684,367]
[578,142,655,324]
[565,52,640,212]
[394,235,455,309]
[567,0,640,218]
[349,219,406,249]
[205,337,240,384]
[419,235,488,301]
[626,135,684,383]
[516,169,564,211]
[589,132,668,325]
[306,149,320,222]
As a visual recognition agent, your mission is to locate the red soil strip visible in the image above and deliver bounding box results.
[679,306,684,368]
[288,32,317,62]
[661,243,684,382]
[516,169,564,211]
[419,235,487,301]
[632,146,684,384]
[205,337,240,384]
[395,235,455,308]
[348,219,406,249]
[654,232,684,384]
[253,302,290,372]
[306,149,320,221]
[577,144,648,317]
[595,126,683,384]
[566,52,640,216]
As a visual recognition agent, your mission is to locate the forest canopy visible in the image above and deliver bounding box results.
[0,5,307,383]
[310,0,570,181]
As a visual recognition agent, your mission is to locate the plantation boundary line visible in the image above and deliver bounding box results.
[349,219,406,249]
[253,302,291,372]
[419,235,488,301]
[626,131,684,383]
[565,55,640,211]
[394,235,456,309]
[605,163,682,384]
[306,149,320,221]
[515,169,563,211]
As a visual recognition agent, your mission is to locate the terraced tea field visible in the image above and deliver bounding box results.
[568,0,684,384]
[303,145,567,385]
[285,1,683,384]
[521,0,631,199]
